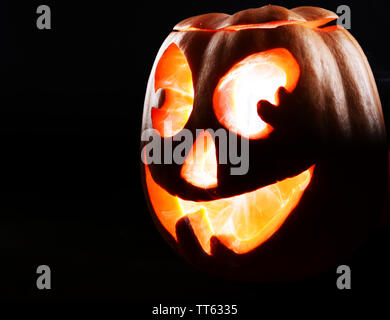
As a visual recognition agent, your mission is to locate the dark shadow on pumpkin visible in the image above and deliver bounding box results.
[173,148,388,282]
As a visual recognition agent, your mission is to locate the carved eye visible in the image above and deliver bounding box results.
[152,43,194,137]
[213,48,300,139]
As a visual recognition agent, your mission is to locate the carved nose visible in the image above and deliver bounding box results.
[181,130,218,189]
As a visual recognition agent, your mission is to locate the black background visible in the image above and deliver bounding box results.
[0,0,389,313]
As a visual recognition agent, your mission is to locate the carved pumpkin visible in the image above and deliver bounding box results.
[141,5,388,280]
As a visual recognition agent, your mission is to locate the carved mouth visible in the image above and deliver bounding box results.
[145,164,315,255]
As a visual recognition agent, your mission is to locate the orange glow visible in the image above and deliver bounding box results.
[145,164,315,254]
[213,48,300,139]
[152,43,194,137]
[174,18,338,32]
[145,163,184,240]
[181,131,218,189]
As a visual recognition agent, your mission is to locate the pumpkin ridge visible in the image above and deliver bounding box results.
[174,5,339,31]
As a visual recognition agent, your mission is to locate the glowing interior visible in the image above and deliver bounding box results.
[181,131,218,189]
[213,48,300,139]
[174,18,339,32]
[148,39,314,254]
[152,43,194,137]
[145,164,314,254]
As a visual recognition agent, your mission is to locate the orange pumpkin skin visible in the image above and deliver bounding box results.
[141,5,388,281]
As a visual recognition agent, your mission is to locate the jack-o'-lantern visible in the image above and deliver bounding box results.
[141,5,388,281]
